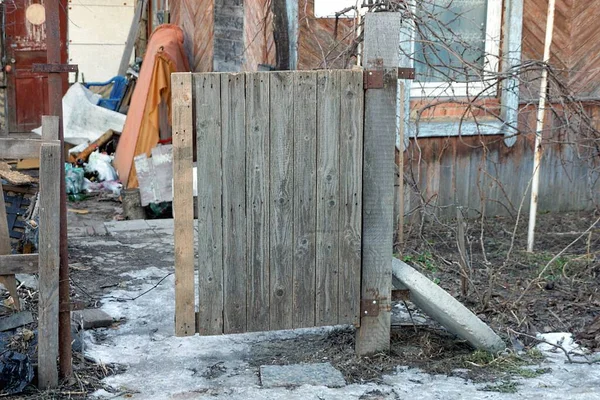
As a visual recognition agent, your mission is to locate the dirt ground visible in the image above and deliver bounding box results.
[3,196,599,398]
[399,210,600,351]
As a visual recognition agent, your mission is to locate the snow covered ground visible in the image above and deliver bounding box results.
[83,266,600,400]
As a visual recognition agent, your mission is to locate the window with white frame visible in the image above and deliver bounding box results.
[410,0,502,98]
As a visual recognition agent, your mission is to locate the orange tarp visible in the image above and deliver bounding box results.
[113,24,190,189]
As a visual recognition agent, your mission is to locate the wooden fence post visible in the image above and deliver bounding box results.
[356,12,401,355]
[38,141,61,388]
[172,73,196,336]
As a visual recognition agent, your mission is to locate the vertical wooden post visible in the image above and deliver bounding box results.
[356,13,400,355]
[0,183,20,311]
[172,73,195,336]
[38,141,61,389]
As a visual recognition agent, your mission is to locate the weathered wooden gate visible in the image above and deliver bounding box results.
[173,13,401,356]
[174,69,364,332]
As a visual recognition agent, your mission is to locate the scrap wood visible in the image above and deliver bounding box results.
[15,158,39,170]
[0,311,33,332]
[0,163,36,186]
[68,208,89,215]
[74,129,118,165]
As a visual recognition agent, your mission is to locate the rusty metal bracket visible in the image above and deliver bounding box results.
[363,69,384,89]
[397,67,415,80]
[360,298,380,317]
[32,63,78,73]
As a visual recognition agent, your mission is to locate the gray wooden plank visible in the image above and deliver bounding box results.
[38,142,61,389]
[356,10,401,356]
[316,70,341,326]
[195,73,224,335]
[222,73,247,334]
[246,72,271,332]
[357,67,397,355]
[292,71,317,328]
[0,138,42,160]
[41,116,59,141]
[338,70,363,326]
[269,72,294,331]
[0,254,39,275]
[118,0,148,76]
[172,73,195,336]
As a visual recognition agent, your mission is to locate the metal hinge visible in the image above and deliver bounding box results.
[360,298,380,317]
[364,67,416,89]
[363,69,384,89]
[397,67,415,80]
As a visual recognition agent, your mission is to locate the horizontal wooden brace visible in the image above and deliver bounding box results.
[0,254,39,275]
[32,63,78,73]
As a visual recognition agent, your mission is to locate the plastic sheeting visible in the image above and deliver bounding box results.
[113,25,190,189]
[32,83,126,146]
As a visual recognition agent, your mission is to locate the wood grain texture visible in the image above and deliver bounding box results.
[356,12,400,355]
[292,71,317,328]
[41,116,59,140]
[522,0,600,97]
[38,142,61,389]
[195,73,224,335]
[246,73,271,332]
[171,0,214,72]
[338,70,363,326]
[0,254,39,275]
[172,73,195,337]
[269,72,294,331]
[0,138,42,159]
[222,73,247,334]
[315,70,341,326]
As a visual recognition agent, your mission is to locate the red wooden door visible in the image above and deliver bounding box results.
[3,0,68,133]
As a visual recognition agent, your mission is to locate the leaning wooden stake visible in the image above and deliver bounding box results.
[356,12,400,356]
[527,0,556,252]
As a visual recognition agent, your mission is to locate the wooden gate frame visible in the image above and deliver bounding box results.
[0,116,62,388]
[172,12,401,356]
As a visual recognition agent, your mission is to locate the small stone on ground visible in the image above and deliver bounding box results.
[259,363,345,388]
[71,308,113,329]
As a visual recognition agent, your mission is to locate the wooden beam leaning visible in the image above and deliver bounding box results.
[38,141,61,389]
[356,12,401,355]
[172,73,196,336]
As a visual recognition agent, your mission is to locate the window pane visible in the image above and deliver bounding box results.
[414,0,488,83]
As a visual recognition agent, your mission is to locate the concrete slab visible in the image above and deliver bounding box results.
[259,363,346,388]
[72,309,113,329]
[104,219,151,233]
[392,258,505,353]
[146,219,174,229]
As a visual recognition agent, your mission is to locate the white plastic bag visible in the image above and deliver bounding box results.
[85,151,118,182]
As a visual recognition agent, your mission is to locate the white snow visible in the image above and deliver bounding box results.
[83,266,600,400]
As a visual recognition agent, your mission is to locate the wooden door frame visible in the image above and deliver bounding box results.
[3,0,68,134]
